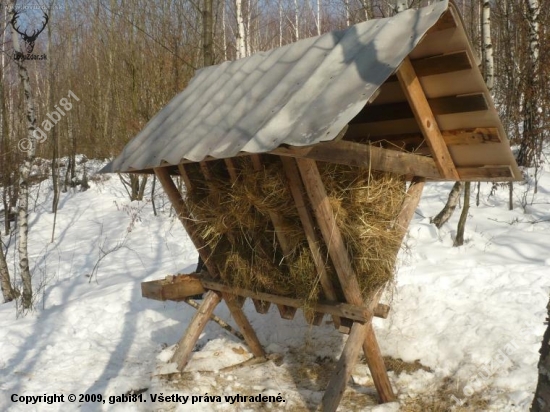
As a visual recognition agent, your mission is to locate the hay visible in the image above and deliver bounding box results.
[184,157,407,304]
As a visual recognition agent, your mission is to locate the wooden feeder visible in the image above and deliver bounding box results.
[102,1,520,410]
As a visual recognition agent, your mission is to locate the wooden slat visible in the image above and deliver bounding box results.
[397,57,459,180]
[367,127,500,147]
[363,324,395,403]
[457,165,514,182]
[271,140,440,179]
[350,93,488,124]
[250,154,296,318]
[385,50,471,83]
[413,51,472,77]
[154,167,265,366]
[280,156,342,328]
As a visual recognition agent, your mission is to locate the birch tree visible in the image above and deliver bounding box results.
[481,0,494,92]
[9,0,39,310]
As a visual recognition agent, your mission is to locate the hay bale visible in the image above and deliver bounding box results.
[183,158,407,304]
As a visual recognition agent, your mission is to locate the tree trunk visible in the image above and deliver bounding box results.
[203,0,213,66]
[431,181,463,229]
[517,0,540,167]
[235,0,246,59]
[0,232,16,303]
[454,181,470,247]
[481,0,494,92]
[10,1,36,310]
[532,298,550,410]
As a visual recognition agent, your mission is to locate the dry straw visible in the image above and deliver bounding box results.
[184,157,407,305]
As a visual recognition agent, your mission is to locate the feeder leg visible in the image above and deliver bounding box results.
[171,290,222,370]
[362,324,396,402]
[321,322,369,412]
[223,293,265,358]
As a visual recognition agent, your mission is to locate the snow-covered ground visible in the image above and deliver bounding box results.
[0,158,548,411]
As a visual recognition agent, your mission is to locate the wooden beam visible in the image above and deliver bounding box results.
[177,164,194,191]
[397,57,459,180]
[154,167,265,365]
[350,93,488,124]
[200,278,376,323]
[385,51,471,82]
[280,156,342,328]
[457,165,514,182]
[363,324,395,403]
[412,51,472,77]
[367,127,501,147]
[322,322,370,411]
[270,140,440,179]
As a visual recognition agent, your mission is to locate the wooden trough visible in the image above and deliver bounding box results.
[102,2,520,410]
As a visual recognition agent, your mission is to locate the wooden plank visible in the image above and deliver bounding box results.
[322,322,370,411]
[350,93,488,124]
[457,165,514,182]
[427,9,457,34]
[154,167,266,365]
[355,127,500,148]
[271,141,440,180]
[411,51,471,77]
[385,50,471,82]
[280,156,342,328]
[397,57,459,180]
[200,278,374,323]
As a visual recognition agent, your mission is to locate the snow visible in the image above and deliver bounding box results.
[1,159,549,411]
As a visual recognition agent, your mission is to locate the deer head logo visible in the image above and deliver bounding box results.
[11,11,48,54]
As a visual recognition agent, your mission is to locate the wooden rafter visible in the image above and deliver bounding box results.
[397,57,460,180]
[364,127,501,147]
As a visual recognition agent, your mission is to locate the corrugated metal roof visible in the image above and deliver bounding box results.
[102,1,450,173]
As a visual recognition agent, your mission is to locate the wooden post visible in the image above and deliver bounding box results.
[296,158,396,405]
[170,290,222,369]
[361,176,425,402]
[154,167,265,368]
[322,322,370,411]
